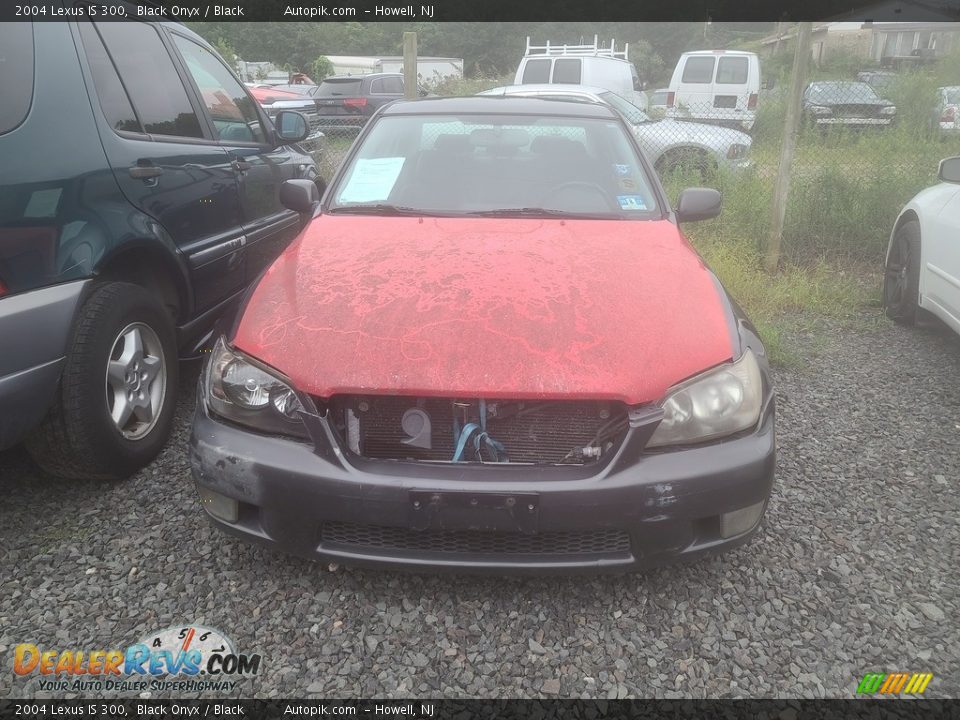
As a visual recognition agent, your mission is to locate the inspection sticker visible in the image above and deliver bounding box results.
[617,195,647,210]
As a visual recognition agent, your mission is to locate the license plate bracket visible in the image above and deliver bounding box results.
[408,491,540,533]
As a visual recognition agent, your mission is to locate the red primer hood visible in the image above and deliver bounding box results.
[233,217,734,404]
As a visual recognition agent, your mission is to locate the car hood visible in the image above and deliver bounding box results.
[640,119,752,147]
[233,217,735,404]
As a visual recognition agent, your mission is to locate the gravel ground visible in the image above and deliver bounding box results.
[1,312,958,700]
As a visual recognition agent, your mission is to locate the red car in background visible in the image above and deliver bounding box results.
[189,97,776,573]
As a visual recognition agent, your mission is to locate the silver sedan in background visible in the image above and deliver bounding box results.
[479,84,752,174]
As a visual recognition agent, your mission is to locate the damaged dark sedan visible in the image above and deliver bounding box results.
[189,97,776,573]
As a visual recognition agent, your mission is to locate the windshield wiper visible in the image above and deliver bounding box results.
[466,207,619,219]
[328,204,442,216]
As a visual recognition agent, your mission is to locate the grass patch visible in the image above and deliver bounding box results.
[688,233,880,367]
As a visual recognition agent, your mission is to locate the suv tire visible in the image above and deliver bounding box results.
[26,282,178,480]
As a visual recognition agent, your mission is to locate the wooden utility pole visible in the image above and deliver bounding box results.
[765,21,812,274]
[403,32,418,100]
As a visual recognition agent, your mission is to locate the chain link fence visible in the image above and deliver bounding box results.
[300,51,958,264]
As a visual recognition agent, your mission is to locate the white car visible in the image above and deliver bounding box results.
[478,84,752,173]
[884,156,960,334]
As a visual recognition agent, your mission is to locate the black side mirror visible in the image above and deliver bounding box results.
[280,179,320,215]
[675,188,722,223]
[939,156,960,183]
[764,78,776,90]
[274,111,309,143]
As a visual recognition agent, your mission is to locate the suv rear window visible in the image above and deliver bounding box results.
[372,76,403,94]
[552,59,582,84]
[77,22,142,134]
[317,79,364,96]
[0,23,34,135]
[521,59,551,84]
[681,56,715,84]
[716,57,748,84]
[96,22,203,138]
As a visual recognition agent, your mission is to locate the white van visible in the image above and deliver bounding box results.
[514,36,648,110]
[666,50,760,131]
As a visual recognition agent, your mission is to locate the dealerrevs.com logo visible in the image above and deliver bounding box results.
[13,625,260,694]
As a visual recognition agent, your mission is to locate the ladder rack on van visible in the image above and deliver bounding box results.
[524,35,629,61]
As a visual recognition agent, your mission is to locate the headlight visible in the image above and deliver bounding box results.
[646,349,763,448]
[726,143,749,160]
[809,105,832,115]
[880,105,897,116]
[205,337,309,439]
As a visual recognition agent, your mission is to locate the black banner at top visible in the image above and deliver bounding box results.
[4,0,960,22]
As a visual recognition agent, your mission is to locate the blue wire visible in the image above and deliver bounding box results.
[452,422,480,462]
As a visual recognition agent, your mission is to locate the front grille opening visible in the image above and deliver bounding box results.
[326,396,629,465]
[321,522,632,557]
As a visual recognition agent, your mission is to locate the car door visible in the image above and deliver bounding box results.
[167,30,302,283]
[713,55,751,120]
[923,183,960,325]
[75,20,246,314]
[675,55,715,118]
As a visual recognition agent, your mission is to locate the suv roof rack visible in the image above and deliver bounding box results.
[524,35,629,61]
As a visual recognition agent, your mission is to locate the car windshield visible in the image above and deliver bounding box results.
[327,113,659,219]
[944,87,960,104]
[808,82,881,103]
[598,91,652,125]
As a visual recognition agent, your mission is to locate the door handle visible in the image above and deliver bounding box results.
[128,164,164,179]
[232,159,252,173]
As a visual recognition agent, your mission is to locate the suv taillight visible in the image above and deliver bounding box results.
[343,97,368,108]
[942,106,957,123]
[747,93,758,110]
[666,92,675,108]
[0,279,7,297]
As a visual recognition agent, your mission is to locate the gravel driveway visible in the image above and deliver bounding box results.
[2,313,958,699]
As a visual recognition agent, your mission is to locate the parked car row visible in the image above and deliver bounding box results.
[5,20,958,577]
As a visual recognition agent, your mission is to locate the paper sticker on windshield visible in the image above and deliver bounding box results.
[617,195,647,211]
[337,157,405,203]
[613,163,631,176]
[619,177,637,191]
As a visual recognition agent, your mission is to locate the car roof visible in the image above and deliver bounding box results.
[680,50,757,57]
[808,80,869,88]
[323,73,401,81]
[485,84,609,97]
[380,95,621,119]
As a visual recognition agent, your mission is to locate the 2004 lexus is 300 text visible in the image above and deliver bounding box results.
[189,97,775,573]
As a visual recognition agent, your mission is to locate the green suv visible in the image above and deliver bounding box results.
[0,20,317,479]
